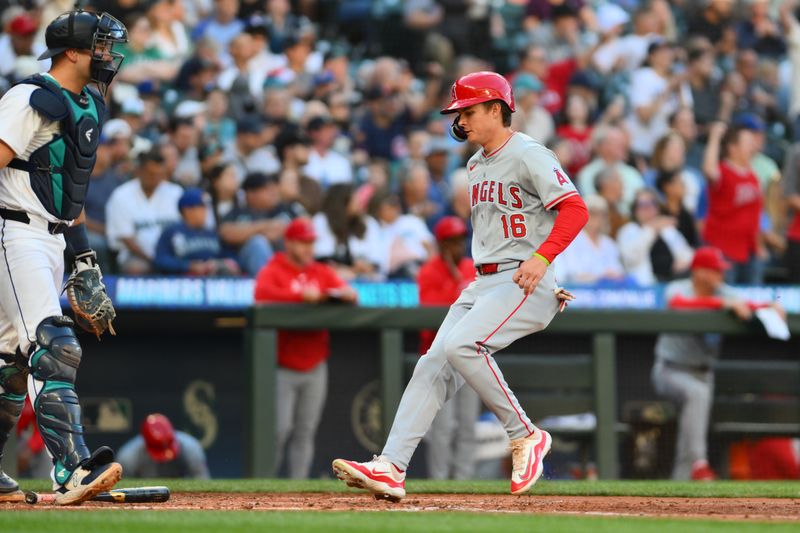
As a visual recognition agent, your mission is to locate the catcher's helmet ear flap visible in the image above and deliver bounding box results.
[450,115,468,143]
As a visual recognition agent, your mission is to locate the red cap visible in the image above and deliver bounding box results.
[141,414,180,463]
[9,14,37,36]
[441,71,515,114]
[691,247,731,272]
[434,216,467,241]
[284,217,316,241]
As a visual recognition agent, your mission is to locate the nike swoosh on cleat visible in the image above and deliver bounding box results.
[347,462,404,489]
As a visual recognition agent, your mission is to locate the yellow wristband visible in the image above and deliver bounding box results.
[533,252,550,266]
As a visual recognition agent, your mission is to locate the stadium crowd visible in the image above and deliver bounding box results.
[2,0,800,287]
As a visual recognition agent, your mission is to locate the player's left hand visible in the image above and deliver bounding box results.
[64,251,116,338]
[512,256,548,295]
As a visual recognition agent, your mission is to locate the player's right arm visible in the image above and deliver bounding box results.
[0,85,45,171]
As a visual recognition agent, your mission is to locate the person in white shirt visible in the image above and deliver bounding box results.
[556,195,625,284]
[626,39,693,159]
[105,148,183,274]
[312,184,385,279]
[617,188,693,286]
[369,190,434,279]
[303,115,353,187]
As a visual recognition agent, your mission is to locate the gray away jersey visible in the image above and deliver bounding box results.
[467,132,579,265]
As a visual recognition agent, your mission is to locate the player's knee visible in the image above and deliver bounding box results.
[29,316,82,384]
[442,332,472,366]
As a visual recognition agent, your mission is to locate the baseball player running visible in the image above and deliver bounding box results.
[0,11,126,505]
[333,72,588,501]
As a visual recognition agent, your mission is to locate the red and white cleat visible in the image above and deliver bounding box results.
[332,455,406,502]
[690,459,716,481]
[509,429,552,495]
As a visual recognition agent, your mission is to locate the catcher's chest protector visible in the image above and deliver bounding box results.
[9,74,105,221]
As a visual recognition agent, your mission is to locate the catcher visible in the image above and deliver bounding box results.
[0,10,126,505]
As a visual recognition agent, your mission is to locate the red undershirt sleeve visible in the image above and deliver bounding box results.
[534,194,589,264]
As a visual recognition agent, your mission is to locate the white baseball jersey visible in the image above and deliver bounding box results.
[105,179,183,263]
[467,132,579,265]
[0,79,63,223]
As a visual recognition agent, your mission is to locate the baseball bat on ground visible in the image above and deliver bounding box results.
[24,486,170,504]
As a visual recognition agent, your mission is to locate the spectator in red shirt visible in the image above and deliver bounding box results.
[418,216,480,480]
[253,217,357,478]
[702,121,765,284]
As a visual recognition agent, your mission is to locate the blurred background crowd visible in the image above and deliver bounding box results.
[2,0,800,287]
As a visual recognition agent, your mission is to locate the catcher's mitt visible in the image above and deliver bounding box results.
[64,251,116,338]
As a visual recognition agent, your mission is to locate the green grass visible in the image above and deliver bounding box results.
[18,478,800,498]
[2,511,798,533]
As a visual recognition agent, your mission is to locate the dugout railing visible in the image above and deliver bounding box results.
[245,307,800,480]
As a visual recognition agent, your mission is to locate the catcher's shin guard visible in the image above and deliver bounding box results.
[0,352,26,497]
[29,316,91,484]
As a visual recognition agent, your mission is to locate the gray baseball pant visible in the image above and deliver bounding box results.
[276,362,328,479]
[425,384,481,479]
[383,268,559,471]
[651,361,714,480]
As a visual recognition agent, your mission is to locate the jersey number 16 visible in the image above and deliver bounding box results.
[500,213,527,239]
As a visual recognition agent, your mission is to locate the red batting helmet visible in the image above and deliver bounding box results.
[434,216,468,241]
[141,413,180,463]
[441,71,515,114]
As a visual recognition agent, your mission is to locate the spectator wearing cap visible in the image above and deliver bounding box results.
[226,116,281,184]
[702,122,765,284]
[577,125,645,214]
[106,149,184,275]
[733,114,787,275]
[154,188,241,276]
[626,39,693,161]
[192,0,245,62]
[254,217,357,478]
[0,11,45,79]
[651,246,784,481]
[591,3,632,76]
[264,30,321,94]
[245,18,286,84]
[555,195,625,285]
[117,413,210,479]
[312,184,386,280]
[369,189,434,279]
[303,115,353,188]
[417,215,479,480]
[174,55,220,101]
[85,119,134,272]
[219,172,303,275]
[511,73,554,145]
[423,137,453,210]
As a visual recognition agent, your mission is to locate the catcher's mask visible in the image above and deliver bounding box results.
[38,10,128,96]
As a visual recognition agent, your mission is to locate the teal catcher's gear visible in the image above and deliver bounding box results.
[8,74,105,221]
[29,316,90,484]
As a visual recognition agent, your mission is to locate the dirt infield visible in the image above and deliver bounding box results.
[6,492,800,521]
